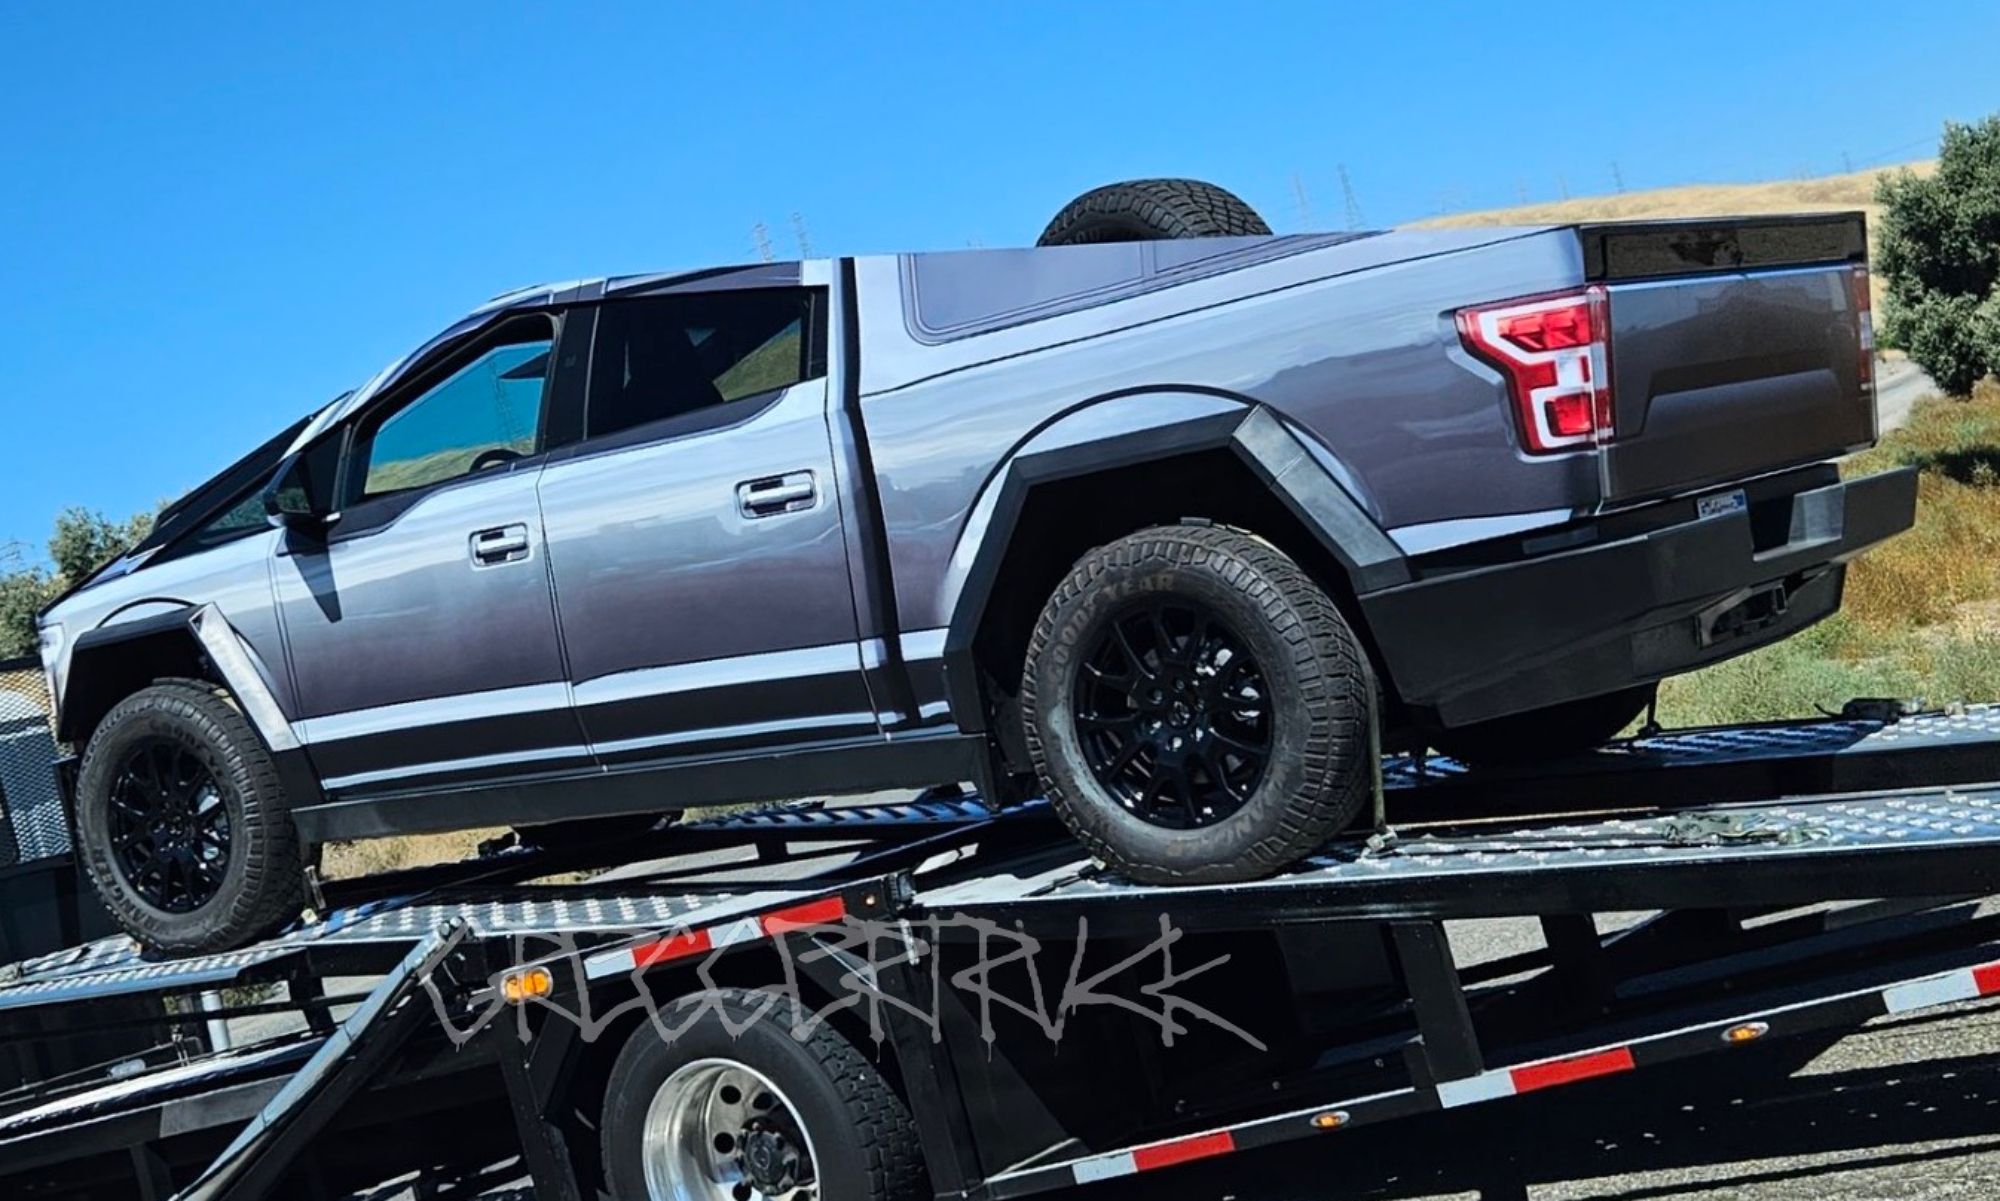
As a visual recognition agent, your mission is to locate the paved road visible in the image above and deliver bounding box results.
[1877,356,1937,433]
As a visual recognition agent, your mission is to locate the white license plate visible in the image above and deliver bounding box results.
[1696,489,1747,521]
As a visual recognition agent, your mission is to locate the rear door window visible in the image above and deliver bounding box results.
[585,290,820,441]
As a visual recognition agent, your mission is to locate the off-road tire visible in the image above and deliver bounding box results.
[1429,684,1656,767]
[1021,524,1372,884]
[1037,178,1271,246]
[75,679,305,955]
[601,988,926,1201]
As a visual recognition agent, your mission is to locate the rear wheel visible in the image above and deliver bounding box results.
[1429,684,1656,766]
[1022,524,1372,884]
[600,988,925,1201]
[74,680,304,955]
[1037,178,1271,246]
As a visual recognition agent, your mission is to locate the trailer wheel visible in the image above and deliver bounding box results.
[74,680,304,955]
[1429,684,1656,766]
[1037,178,1271,246]
[1022,524,1372,884]
[601,988,925,1201]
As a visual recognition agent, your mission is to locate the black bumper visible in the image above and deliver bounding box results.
[1360,468,1919,728]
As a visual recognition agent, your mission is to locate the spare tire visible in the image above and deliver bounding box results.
[1038,178,1271,247]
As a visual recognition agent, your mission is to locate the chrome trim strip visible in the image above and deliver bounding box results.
[1387,510,1573,556]
[572,642,865,710]
[321,743,590,792]
[590,711,877,758]
[293,682,573,746]
[900,628,948,661]
[189,605,300,752]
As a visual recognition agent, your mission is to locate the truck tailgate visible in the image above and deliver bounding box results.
[1592,216,1873,504]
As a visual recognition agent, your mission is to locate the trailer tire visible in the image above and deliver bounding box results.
[601,988,925,1201]
[1037,178,1271,246]
[1022,524,1372,884]
[74,679,304,955]
[1429,684,1656,766]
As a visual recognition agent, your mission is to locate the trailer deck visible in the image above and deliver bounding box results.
[6,705,2000,1199]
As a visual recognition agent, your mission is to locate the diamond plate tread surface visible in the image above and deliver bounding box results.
[919,787,2000,908]
[0,886,823,1011]
[1383,706,2000,788]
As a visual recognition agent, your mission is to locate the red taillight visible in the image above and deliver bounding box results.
[1457,286,1613,454]
[1851,264,1876,412]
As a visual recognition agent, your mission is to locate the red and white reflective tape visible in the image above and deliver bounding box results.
[583,895,848,980]
[1882,960,2000,1013]
[1069,1130,1237,1183]
[1436,1045,1636,1108]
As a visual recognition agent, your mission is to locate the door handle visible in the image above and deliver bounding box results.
[470,524,531,565]
[737,471,816,518]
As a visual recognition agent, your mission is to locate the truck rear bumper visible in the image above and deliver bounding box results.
[1361,467,1919,728]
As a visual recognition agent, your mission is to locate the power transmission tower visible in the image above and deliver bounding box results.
[1556,173,1571,200]
[751,222,774,263]
[790,212,814,259]
[1515,178,1529,205]
[1842,151,1854,173]
[1610,162,1626,193]
[1338,164,1366,230]
[1292,172,1315,230]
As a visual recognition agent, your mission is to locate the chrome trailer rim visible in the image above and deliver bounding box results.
[642,1057,821,1201]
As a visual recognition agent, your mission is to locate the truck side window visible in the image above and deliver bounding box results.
[352,317,555,500]
[585,289,820,440]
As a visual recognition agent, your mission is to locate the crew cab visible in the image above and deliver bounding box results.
[37,179,1913,952]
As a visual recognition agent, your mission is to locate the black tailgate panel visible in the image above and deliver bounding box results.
[1601,261,1873,503]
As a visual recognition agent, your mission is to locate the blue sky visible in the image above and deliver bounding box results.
[2,1,1995,561]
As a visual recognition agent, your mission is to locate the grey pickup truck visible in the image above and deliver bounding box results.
[38,179,1914,952]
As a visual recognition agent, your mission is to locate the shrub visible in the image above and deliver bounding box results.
[1876,116,2000,395]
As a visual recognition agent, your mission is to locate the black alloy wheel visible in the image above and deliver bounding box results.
[106,736,233,913]
[1072,596,1273,830]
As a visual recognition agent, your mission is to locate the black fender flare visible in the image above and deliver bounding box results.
[60,603,323,809]
[939,403,1409,730]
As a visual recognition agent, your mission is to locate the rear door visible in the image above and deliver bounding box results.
[1590,215,1876,503]
[536,275,877,766]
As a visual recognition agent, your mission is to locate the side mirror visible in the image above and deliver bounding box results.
[263,453,337,533]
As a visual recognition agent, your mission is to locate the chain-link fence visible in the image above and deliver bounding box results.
[0,656,66,866]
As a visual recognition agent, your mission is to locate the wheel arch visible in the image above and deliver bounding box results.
[61,603,323,810]
[940,397,1410,753]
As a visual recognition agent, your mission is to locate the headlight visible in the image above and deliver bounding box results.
[36,622,64,712]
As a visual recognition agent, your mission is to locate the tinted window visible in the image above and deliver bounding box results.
[356,325,552,499]
[586,290,817,440]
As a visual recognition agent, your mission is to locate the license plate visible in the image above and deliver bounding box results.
[1696,489,1747,521]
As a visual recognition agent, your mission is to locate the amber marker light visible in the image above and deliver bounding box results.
[501,966,555,1004]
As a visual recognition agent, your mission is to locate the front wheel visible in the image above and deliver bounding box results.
[74,680,305,955]
[600,988,926,1201]
[1021,524,1373,884]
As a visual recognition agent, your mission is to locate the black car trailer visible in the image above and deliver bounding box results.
[10,704,2000,1199]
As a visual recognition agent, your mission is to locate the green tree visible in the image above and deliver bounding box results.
[1876,116,2000,395]
[0,508,156,659]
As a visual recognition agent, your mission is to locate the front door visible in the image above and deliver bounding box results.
[276,312,586,796]
[536,282,876,767]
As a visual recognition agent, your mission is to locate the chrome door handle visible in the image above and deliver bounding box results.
[737,471,816,518]
[470,524,531,565]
